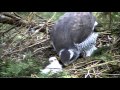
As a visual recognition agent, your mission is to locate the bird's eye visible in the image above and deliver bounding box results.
[52,60,54,62]
[49,60,53,62]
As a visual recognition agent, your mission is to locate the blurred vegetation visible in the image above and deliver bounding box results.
[0,12,120,78]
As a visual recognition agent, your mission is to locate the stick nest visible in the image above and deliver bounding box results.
[0,12,120,78]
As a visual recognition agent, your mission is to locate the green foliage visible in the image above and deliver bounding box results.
[92,46,110,56]
[0,58,41,77]
[0,53,72,78]
[92,46,113,61]
[16,12,64,22]
[38,12,64,21]
[94,12,120,33]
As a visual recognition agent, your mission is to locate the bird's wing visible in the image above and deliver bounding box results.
[50,13,74,51]
[50,12,97,51]
[70,12,97,44]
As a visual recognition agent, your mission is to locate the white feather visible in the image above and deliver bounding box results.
[92,21,98,30]
[68,50,74,60]
[59,49,64,57]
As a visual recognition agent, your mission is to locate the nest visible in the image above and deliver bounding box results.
[0,12,56,63]
[0,12,120,78]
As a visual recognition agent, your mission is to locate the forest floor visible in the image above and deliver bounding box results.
[0,12,120,78]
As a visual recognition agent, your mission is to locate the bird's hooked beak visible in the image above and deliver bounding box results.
[63,60,76,66]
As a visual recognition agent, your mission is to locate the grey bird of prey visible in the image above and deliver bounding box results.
[50,12,98,66]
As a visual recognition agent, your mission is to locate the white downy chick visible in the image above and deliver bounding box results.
[41,57,63,74]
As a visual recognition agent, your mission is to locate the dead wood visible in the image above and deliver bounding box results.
[0,13,35,27]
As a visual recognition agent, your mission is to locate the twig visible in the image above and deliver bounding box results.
[101,73,120,76]
[85,69,92,78]
[1,38,50,59]
[74,60,101,69]
[13,12,23,19]
[35,13,46,20]
[33,46,51,53]
[0,25,16,36]
[0,12,36,27]
[33,12,56,35]
[109,12,112,31]
[27,38,49,49]
[84,60,120,70]
[1,12,21,20]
